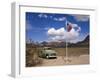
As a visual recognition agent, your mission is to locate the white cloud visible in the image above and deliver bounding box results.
[38,13,66,22]
[53,17,66,21]
[72,15,89,21]
[50,16,53,19]
[47,23,81,42]
[47,27,66,36]
[53,18,58,21]
[70,23,81,32]
[47,27,66,42]
[66,28,79,40]
[38,14,48,18]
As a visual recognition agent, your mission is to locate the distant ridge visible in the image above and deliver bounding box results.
[26,35,89,48]
[68,35,89,47]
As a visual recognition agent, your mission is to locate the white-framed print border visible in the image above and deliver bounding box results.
[11,2,97,78]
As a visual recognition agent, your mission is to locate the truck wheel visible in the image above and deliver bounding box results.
[46,56,49,59]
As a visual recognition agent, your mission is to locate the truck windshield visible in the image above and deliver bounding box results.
[44,47,52,50]
[47,48,52,50]
[50,53,56,56]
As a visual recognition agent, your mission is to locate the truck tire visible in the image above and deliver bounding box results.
[46,55,49,59]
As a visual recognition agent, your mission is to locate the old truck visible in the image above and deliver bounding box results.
[38,47,57,59]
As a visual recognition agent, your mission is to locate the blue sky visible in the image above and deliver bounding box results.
[26,12,89,43]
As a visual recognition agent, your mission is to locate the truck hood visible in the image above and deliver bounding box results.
[45,50,56,54]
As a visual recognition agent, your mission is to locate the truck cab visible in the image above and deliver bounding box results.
[39,47,57,59]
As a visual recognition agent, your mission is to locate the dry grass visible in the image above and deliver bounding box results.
[53,47,89,57]
[26,47,43,67]
[67,47,89,57]
[53,48,66,56]
[26,47,89,67]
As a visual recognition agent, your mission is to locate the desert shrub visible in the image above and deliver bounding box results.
[26,45,43,67]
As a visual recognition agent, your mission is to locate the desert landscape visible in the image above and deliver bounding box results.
[26,12,90,67]
[26,35,89,67]
[26,47,89,67]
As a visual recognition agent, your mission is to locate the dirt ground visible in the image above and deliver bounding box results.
[35,54,89,66]
[26,47,89,67]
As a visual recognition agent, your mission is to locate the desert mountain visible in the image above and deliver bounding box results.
[68,35,89,47]
[26,35,89,48]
